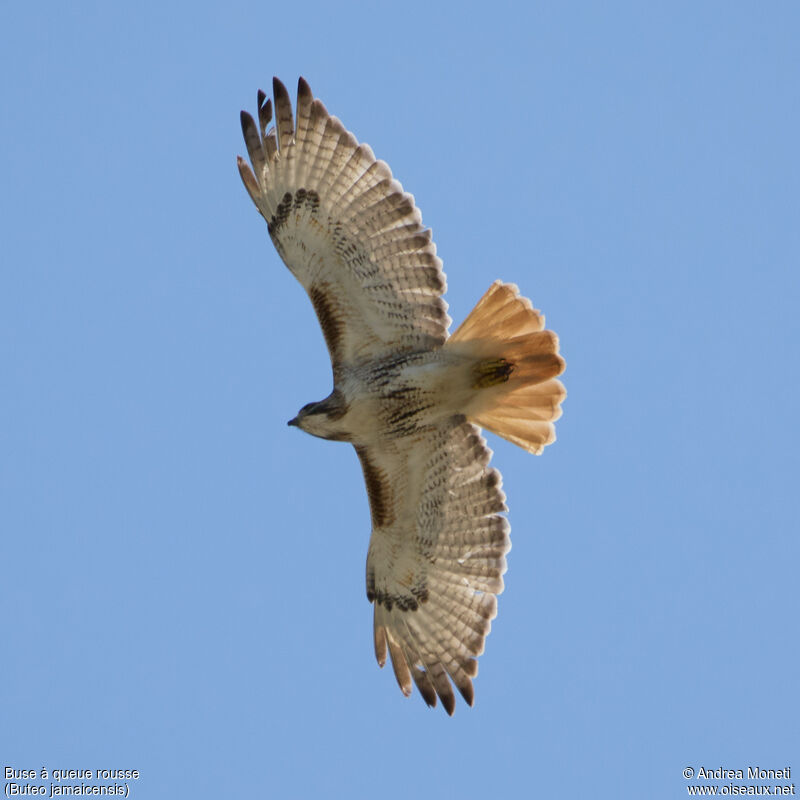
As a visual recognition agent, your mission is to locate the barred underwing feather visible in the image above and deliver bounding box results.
[294,77,314,148]
[374,624,387,668]
[240,111,265,181]
[263,129,277,170]
[273,77,295,154]
[386,632,413,696]
[411,665,438,708]
[256,90,270,137]
[316,126,360,204]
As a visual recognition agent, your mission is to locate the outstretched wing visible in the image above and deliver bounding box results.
[356,417,511,714]
[238,78,450,372]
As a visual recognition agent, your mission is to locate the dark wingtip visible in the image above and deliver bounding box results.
[298,76,312,98]
[442,694,456,716]
[418,683,437,709]
[258,97,272,136]
[459,682,475,708]
[272,76,290,101]
[240,110,261,146]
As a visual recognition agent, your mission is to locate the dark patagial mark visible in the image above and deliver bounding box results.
[308,282,344,362]
[355,446,394,529]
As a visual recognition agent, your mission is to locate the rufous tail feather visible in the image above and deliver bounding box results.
[449,280,566,454]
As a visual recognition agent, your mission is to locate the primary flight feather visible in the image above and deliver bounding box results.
[238,77,566,714]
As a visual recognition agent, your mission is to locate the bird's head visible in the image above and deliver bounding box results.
[287,391,350,441]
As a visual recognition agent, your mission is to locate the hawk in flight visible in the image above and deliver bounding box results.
[238,78,565,714]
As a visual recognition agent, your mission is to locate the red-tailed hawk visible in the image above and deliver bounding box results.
[238,78,565,714]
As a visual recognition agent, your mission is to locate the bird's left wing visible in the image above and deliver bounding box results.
[238,78,450,373]
[356,416,511,715]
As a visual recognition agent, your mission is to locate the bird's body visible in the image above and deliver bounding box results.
[290,349,458,442]
[238,78,566,714]
[292,346,515,443]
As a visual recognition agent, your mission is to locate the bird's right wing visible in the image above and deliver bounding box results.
[356,416,511,715]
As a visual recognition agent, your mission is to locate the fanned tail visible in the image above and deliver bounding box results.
[448,281,566,454]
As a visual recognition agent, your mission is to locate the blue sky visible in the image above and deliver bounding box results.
[2,2,798,798]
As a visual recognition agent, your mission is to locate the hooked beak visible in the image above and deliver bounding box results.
[287,416,299,427]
